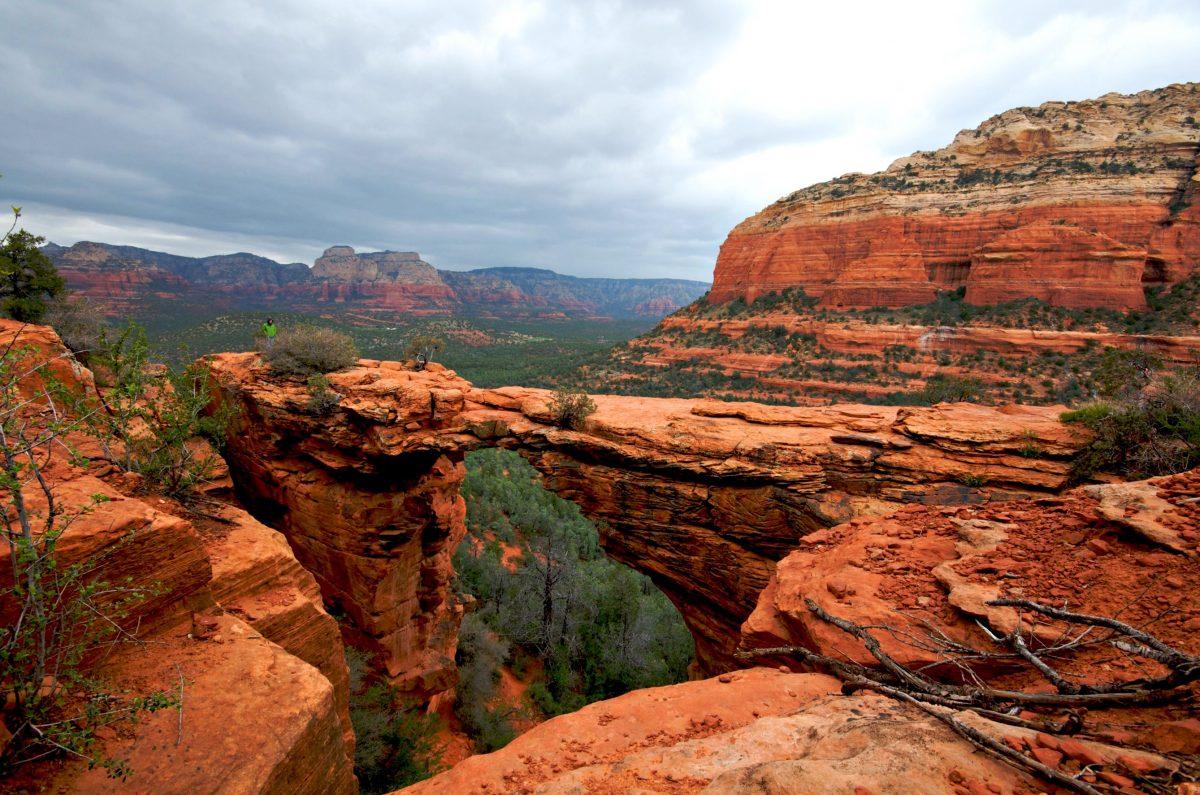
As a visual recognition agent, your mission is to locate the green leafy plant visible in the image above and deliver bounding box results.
[346,648,444,792]
[1062,368,1200,482]
[546,386,596,430]
[921,374,985,404]
[305,374,340,415]
[0,206,66,323]
[89,322,234,498]
[0,342,177,778]
[261,324,359,376]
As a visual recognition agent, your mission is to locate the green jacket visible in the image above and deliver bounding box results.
[261,322,277,338]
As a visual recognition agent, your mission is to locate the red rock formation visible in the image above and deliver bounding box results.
[0,321,356,792]
[207,354,1087,687]
[711,83,1200,310]
[966,220,1147,309]
[396,669,1032,795]
[743,468,1200,685]
[396,469,1199,794]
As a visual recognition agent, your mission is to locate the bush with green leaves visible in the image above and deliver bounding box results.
[546,386,596,430]
[261,324,359,376]
[404,334,444,368]
[453,612,519,752]
[0,214,66,324]
[305,374,340,415]
[0,343,178,778]
[920,374,986,404]
[451,449,693,747]
[1062,369,1200,483]
[90,322,235,498]
[346,648,444,792]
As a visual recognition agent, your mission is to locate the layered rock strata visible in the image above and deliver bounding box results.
[0,321,356,793]
[712,83,1200,309]
[207,354,1086,695]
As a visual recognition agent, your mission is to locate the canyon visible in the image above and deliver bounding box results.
[44,242,709,320]
[9,83,1200,794]
[5,322,1198,793]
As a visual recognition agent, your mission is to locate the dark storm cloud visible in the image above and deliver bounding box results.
[3,1,1199,280]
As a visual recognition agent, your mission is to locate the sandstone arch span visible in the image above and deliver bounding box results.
[206,353,1082,703]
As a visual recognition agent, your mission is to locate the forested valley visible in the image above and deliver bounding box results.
[348,449,694,792]
[452,449,694,748]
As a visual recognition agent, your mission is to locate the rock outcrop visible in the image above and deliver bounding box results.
[0,321,356,793]
[711,83,1200,310]
[396,669,1033,795]
[207,353,1086,696]
[396,467,1200,795]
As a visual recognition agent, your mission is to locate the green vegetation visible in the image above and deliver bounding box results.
[347,648,445,793]
[89,322,234,499]
[43,296,106,361]
[1061,351,1200,482]
[0,343,178,779]
[452,449,693,750]
[580,270,1200,409]
[305,374,340,415]
[404,333,444,367]
[138,311,656,389]
[546,386,597,430]
[261,324,360,376]
[1,220,66,323]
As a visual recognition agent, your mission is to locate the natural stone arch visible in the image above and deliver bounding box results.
[206,353,1081,704]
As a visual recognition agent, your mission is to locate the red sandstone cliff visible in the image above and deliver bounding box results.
[711,83,1200,310]
[0,321,356,793]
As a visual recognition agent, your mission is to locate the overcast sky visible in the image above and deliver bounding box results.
[3,1,1199,281]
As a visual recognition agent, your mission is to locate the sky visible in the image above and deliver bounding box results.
[3,1,1199,282]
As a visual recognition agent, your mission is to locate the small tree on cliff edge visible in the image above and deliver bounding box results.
[0,204,66,324]
[547,386,596,430]
[0,341,177,778]
[404,334,444,369]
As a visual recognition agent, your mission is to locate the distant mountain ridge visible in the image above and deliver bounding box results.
[43,242,710,319]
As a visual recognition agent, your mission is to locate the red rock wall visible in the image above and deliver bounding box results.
[712,204,1178,309]
[710,83,1200,311]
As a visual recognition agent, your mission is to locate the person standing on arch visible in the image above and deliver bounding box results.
[260,317,278,348]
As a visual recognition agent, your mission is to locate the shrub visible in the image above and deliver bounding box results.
[404,334,445,368]
[90,322,235,499]
[547,386,597,430]
[0,227,66,323]
[920,374,985,404]
[305,374,340,415]
[346,648,444,792]
[261,325,359,376]
[1063,371,1200,482]
[0,343,178,778]
[44,296,107,361]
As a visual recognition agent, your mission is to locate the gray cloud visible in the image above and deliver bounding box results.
[3,1,1199,281]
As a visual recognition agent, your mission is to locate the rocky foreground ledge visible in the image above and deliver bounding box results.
[398,468,1200,794]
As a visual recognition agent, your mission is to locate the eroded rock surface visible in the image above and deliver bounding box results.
[207,353,1085,693]
[711,83,1200,309]
[0,320,356,794]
